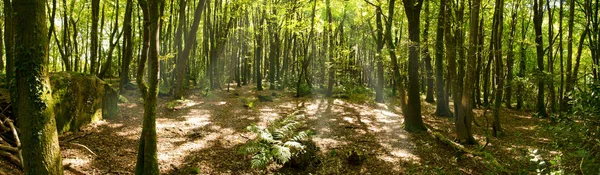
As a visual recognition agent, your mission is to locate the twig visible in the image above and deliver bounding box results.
[0,150,22,169]
[580,156,585,175]
[0,145,18,153]
[6,120,22,166]
[61,142,97,156]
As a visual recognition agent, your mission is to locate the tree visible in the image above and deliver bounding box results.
[134,0,162,173]
[4,0,14,84]
[533,0,548,118]
[491,0,505,136]
[422,0,434,103]
[434,0,452,117]
[374,4,384,103]
[13,0,64,173]
[456,0,480,144]
[174,0,207,99]
[402,0,426,132]
[90,0,100,75]
[120,0,134,93]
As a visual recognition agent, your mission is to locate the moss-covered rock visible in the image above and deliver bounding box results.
[50,72,118,134]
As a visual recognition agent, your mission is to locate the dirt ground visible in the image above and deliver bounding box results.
[1,84,579,174]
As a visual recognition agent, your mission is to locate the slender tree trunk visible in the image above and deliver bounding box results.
[256,1,265,91]
[505,0,519,109]
[546,0,556,113]
[120,0,134,93]
[90,0,100,75]
[533,0,548,117]
[423,0,435,103]
[517,15,529,109]
[325,0,335,97]
[562,0,576,111]
[174,0,206,99]
[14,0,64,173]
[456,0,480,145]
[434,0,452,117]
[134,0,161,173]
[375,7,385,103]
[4,0,14,84]
[492,0,505,136]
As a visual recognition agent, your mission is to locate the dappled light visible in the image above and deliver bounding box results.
[2,0,599,173]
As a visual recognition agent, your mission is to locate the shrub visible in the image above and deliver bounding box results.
[238,112,315,169]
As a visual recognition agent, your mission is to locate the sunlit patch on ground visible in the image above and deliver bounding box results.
[55,85,577,175]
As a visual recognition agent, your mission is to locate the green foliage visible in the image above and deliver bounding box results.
[241,97,255,108]
[331,85,373,103]
[118,95,129,103]
[238,112,315,169]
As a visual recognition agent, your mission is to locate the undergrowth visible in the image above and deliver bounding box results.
[238,111,315,169]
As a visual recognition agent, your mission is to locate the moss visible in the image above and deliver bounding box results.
[50,72,118,134]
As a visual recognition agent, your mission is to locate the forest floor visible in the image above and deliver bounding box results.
[0,84,589,174]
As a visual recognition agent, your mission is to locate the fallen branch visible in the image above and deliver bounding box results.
[0,145,18,154]
[60,142,97,156]
[427,130,501,168]
[0,149,22,169]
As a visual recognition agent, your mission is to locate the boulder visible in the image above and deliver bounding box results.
[50,72,118,134]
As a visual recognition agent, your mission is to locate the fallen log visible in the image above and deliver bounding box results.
[427,129,501,168]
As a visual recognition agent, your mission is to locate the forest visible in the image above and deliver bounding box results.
[0,0,599,174]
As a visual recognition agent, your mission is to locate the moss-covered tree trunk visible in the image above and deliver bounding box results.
[134,0,161,174]
[13,0,64,173]
[3,0,14,84]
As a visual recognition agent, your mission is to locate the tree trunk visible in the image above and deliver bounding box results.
[120,0,134,93]
[533,0,548,117]
[90,0,100,75]
[375,7,385,103]
[434,0,452,117]
[422,0,435,103]
[546,0,556,113]
[402,0,426,132]
[456,0,480,145]
[562,0,575,111]
[174,0,206,99]
[505,0,519,109]
[492,0,505,136]
[14,0,64,173]
[4,0,14,84]
[134,0,161,173]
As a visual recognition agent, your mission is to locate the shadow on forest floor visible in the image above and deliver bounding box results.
[50,84,587,175]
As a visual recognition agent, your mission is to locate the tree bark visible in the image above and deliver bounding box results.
[120,0,134,93]
[3,0,14,84]
[533,0,548,117]
[90,0,100,75]
[174,0,206,99]
[492,0,505,136]
[13,0,64,173]
[456,0,480,144]
[434,0,452,117]
[422,0,435,103]
[402,0,426,132]
[134,0,161,174]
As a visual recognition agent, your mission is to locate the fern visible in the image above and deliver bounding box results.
[238,112,315,169]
